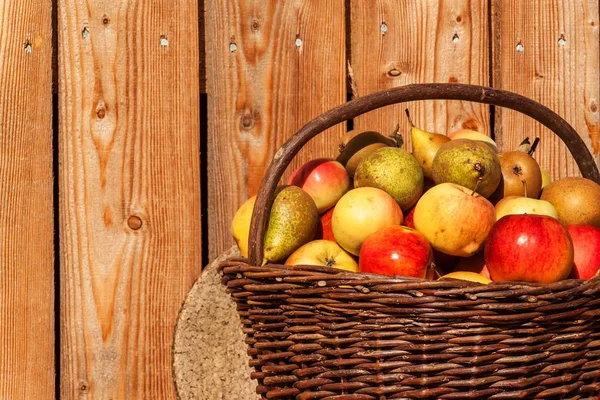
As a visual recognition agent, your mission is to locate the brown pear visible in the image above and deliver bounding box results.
[337,130,397,179]
[493,151,543,199]
[540,177,600,228]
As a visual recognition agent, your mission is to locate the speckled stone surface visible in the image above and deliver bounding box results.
[173,247,260,400]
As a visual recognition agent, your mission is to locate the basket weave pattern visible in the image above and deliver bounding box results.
[221,259,600,399]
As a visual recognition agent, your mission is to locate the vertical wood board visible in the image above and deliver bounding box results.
[493,0,599,179]
[58,1,201,398]
[206,0,347,260]
[350,0,491,151]
[0,1,55,399]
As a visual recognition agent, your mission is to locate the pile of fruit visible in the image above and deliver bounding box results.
[231,110,600,285]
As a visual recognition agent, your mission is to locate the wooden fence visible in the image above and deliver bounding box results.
[0,0,598,398]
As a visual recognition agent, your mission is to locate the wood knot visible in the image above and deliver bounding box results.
[79,380,90,394]
[127,216,143,230]
[251,20,260,32]
[448,76,458,83]
[387,68,401,77]
[102,15,110,25]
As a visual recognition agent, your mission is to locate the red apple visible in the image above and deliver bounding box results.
[332,187,403,255]
[288,158,350,213]
[567,225,600,279]
[285,240,358,272]
[404,207,415,229]
[314,207,335,241]
[359,225,432,278]
[484,214,574,284]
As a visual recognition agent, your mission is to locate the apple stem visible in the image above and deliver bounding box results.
[390,130,404,148]
[528,137,540,156]
[405,108,415,127]
[522,180,528,198]
[325,257,336,267]
[471,178,483,196]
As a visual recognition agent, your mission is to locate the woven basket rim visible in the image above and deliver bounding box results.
[219,254,600,293]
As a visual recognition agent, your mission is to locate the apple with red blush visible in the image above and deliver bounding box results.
[288,158,350,213]
[359,225,433,278]
[314,207,335,241]
[567,225,600,279]
[484,214,573,284]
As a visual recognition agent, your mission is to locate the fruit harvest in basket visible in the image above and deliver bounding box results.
[231,108,600,286]
[220,84,600,399]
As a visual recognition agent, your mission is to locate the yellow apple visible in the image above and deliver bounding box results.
[285,239,358,272]
[494,196,559,221]
[440,271,492,284]
[231,195,257,258]
[413,182,495,257]
[332,187,403,255]
[448,129,498,152]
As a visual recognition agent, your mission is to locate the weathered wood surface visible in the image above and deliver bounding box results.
[173,246,260,400]
[349,0,491,149]
[0,1,55,398]
[493,0,600,178]
[206,0,347,260]
[58,1,201,398]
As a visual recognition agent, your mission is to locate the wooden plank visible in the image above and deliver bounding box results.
[493,0,599,179]
[206,0,347,260]
[349,0,491,148]
[0,1,55,399]
[58,1,201,398]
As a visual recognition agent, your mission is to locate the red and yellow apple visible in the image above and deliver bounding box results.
[567,225,600,280]
[288,158,350,213]
[494,196,559,221]
[285,239,358,272]
[484,214,574,284]
[359,225,432,278]
[413,182,495,257]
[314,207,335,241]
[332,187,403,255]
[448,129,498,152]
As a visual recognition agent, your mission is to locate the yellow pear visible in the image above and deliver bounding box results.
[231,186,320,262]
[406,109,450,179]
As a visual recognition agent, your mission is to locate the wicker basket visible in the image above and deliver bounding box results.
[219,83,600,400]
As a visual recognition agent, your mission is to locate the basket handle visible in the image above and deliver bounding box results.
[248,83,600,266]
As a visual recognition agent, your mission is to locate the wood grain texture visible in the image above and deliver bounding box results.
[0,1,55,399]
[206,0,347,260]
[493,0,600,179]
[58,1,201,398]
[349,0,491,148]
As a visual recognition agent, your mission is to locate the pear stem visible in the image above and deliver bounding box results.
[471,178,483,196]
[522,180,528,198]
[405,108,415,127]
[528,137,540,156]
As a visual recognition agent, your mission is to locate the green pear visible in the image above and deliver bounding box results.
[263,185,319,262]
[406,110,451,179]
[432,139,501,198]
[354,146,424,211]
